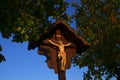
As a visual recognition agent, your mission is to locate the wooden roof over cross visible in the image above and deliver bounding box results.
[28,20,90,73]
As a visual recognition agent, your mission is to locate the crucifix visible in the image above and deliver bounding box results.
[28,20,90,80]
[48,40,71,71]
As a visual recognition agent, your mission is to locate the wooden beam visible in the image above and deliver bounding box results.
[58,58,66,80]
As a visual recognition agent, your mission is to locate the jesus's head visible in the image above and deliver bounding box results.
[58,40,63,45]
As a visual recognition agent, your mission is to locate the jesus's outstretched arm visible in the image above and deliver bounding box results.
[64,43,71,46]
[48,40,59,47]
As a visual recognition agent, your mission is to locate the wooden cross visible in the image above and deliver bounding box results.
[28,20,90,80]
[48,39,71,71]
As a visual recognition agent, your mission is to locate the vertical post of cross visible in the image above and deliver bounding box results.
[56,34,66,80]
[57,56,66,80]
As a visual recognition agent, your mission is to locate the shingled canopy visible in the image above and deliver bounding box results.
[28,20,90,73]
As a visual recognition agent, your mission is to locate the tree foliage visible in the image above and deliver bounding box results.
[0,0,120,80]
[0,0,70,42]
[0,0,70,62]
[73,0,120,79]
[0,45,6,62]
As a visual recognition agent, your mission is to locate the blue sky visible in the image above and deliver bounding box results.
[0,0,117,80]
[0,0,86,80]
[0,35,116,80]
[0,36,88,80]
[0,36,116,80]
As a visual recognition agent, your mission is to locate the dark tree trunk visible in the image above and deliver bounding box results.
[116,68,120,80]
[117,75,120,80]
[117,77,120,80]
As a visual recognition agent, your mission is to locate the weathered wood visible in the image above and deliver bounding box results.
[37,29,77,73]
[58,56,66,80]
[28,20,90,80]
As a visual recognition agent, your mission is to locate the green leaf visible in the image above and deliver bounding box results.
[0,45,2,51]
[0,53,6,63]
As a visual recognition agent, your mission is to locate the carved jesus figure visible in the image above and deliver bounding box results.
[48,40,71,71]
